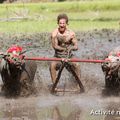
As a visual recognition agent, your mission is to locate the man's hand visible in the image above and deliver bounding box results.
[61,58,69,62]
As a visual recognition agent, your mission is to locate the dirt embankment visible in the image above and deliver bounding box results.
[0,29,120,94]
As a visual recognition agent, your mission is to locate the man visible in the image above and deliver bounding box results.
[50,13,84,93]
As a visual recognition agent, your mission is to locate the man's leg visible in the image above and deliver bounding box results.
[49,61,63,93]
[49,61,58,84]
[67,62,85,93]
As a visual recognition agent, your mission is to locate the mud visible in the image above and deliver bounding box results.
[0,29,120,120]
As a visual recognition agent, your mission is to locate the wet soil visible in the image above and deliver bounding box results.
[0,29,120,120]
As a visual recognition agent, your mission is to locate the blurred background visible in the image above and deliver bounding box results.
[0,0,120,33]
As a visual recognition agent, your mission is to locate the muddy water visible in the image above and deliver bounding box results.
[0,95,119,120]
[0,29,120,120]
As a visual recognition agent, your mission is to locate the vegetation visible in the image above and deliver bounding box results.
[0,0,120,33]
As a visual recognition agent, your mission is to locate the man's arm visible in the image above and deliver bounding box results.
[68,32,78,51]
[51,31,66,51]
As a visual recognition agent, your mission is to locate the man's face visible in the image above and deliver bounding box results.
[58,18,67,33]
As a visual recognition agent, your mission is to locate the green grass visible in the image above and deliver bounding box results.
[0,0,120,33]
[1,0,120,12]
[0,20,119,33]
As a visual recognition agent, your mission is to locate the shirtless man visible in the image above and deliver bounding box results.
[50,13,84,93]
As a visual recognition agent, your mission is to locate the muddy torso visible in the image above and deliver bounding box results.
[54,29,73,58]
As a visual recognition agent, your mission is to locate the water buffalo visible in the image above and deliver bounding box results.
[0,54,37,97]
[101,47,120,95]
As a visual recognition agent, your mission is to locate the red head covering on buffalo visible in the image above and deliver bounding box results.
[7,45,23,53]
[7,45,23,55]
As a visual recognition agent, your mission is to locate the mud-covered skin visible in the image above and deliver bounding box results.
[53,29,77,58]
[0,59,37,97]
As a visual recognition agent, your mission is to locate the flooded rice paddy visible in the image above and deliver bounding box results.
[0,29,120,120]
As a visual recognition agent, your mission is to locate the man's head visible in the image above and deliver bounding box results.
[57,13,69,33]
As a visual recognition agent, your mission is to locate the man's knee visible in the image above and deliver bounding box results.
[75,63,80,67]
[50,61,61,70]
[71,62,80,69]
[50,62,56,70]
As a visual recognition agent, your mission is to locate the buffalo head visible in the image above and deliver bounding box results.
[5,54,25,69]
[101,55,120,94]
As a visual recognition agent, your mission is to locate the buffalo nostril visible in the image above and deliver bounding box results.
[117,59,119,61]
[106,62,109,65]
